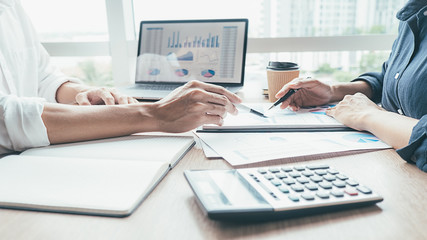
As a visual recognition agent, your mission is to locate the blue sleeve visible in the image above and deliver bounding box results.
[396,115,427,172]
[351,60,387,104]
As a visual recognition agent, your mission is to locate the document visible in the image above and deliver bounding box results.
[0,135,194,217]
[195,131,391,166]
[200,103,350,132]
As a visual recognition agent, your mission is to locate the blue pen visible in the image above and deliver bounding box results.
[268,89,299,110]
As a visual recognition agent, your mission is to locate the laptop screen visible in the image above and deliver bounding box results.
[136,19,248,86]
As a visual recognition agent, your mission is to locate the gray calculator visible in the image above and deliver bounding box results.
[184,164,383,221]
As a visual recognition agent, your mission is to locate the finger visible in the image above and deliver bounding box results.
[275,84,293,99]
[207,93,238,115]
[325,106,336,117]
[194,81,242,104]
[75,92,91,105]
[97,89,115,105]
[275,77,308,98]
[110,92,125,104]
[204,103,228,118]
[129,97,139,104]
[202,114,224,126]
[187,88,238,115]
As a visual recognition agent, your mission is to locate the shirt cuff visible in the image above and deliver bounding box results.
[351,73,383,104]
[2,96,50,152]
[40,74,82,103]
[396,115,427,172]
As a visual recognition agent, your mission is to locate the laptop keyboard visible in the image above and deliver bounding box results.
[136,84,182,91]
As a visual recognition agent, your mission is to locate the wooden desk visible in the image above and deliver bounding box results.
[1,82,427,240]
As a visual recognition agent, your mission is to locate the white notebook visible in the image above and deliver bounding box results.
[0,135,194,217]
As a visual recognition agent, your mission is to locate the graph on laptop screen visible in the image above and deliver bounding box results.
[136,19,248,84]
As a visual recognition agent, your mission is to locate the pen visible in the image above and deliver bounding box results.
[268,89,299,110]
[236,104,268,118]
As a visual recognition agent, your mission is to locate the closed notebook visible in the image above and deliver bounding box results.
[0,135,194,217]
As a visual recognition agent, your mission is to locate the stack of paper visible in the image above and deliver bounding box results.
[195,103,391,166]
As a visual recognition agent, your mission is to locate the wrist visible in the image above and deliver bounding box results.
[133,103,161,132]
[358,107,384,132]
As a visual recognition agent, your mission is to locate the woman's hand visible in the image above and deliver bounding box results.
[149,80,242,133]
[275,78,334,111]
[325,92,383,131]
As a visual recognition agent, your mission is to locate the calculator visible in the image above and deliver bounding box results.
[184,164,383,221]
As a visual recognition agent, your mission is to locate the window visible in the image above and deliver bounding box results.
[23,0,407,86]
[21,0,108,42]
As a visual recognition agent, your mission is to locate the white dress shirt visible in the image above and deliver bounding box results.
[0,0,76,153]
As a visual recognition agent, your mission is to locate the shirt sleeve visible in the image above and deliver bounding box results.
[351,60,388,104]
[396,115,427,172]
[37,43,82,103]
[0,94,50,154]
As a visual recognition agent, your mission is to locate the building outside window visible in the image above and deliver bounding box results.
[22,0,407,86]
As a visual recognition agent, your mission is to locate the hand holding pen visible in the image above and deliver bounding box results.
[268,89,299,110]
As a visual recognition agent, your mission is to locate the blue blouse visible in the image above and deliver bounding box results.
[355,0,427,172]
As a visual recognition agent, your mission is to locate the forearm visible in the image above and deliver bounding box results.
[41,103,158,144]
[330,81,373,102]
[362,110,418,149]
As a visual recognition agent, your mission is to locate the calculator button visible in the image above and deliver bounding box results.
[323,174,336,181]
[346,179,359,187]
[315,169,328,176]
[319,182,333,189]
[301,193,315,201]
[357,186,372,194]
[278,186,289,193]
[302,170,314,177]
[264,174,275,180]
[270,179,282,186]
[291,185,304,192]
[310,175,323,183]
[297,177,310,184]
[336,174,348,180]
[288,194,300,202]
[294,166,306,171]
[316,191,330,199]
[327,169,339,175]
[304,183,318,191]
[283,178,296,185]
[332,180,346,188]
[330,190,344,197]
[257,169,267,174]
[268,167,280,173]
[281,166,293,172]
[306,164,329,170]
[275,172,287,179]
[289,172,301,178]
[344,188,359,196]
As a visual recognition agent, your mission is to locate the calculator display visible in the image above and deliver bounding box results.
[207,171,266,206]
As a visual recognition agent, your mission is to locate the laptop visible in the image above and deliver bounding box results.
[120,19,248,100]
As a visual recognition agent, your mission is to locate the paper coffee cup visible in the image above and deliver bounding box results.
[266,62,300,102]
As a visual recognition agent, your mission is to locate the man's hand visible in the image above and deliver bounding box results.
[56,82,138,105]
[75,87,139,105]
[149,80,242,133]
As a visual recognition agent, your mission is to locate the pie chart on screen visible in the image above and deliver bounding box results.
[343,133,380,143]
[201,69,215,78]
